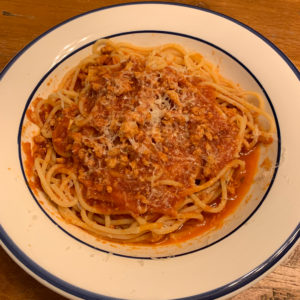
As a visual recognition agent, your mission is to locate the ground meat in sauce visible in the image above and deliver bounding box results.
[34,52,240,217]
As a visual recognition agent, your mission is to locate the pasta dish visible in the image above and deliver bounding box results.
[24,39,274,244]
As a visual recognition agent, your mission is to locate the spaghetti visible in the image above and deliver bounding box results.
[25,39,274,243]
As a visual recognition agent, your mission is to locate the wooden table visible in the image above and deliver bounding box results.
[0,0,299,299]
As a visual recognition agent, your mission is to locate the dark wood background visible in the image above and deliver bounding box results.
[0,0,299,299]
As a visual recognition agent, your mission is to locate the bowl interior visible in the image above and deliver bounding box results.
[20,32,279,258]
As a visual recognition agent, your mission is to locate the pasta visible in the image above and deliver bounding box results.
[24,39,274,244]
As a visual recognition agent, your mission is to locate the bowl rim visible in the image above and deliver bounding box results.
[0,2,299,300]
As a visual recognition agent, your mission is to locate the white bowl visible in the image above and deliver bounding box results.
[0,3,299,300]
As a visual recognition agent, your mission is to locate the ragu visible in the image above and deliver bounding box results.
[23,39,274,244]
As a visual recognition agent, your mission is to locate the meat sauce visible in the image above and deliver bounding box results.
[22,45,265,245]
[40,64,240,218]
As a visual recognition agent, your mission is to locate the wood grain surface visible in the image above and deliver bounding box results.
[0,0,299,299]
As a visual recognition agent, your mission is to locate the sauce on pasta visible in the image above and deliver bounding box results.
[22,39,274,244]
